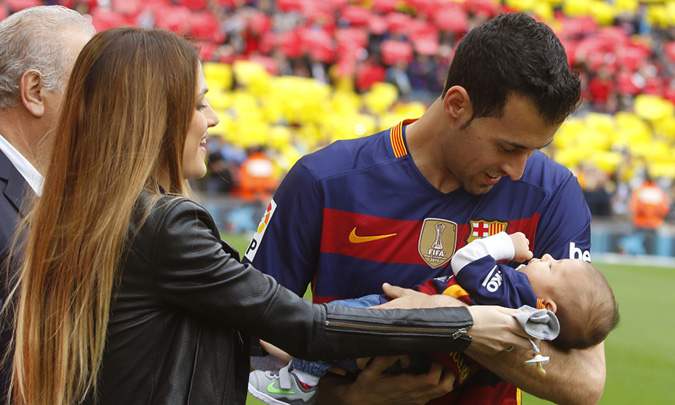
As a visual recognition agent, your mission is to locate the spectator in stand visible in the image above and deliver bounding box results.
[629,174,670,254]
[204,136,236,194]
[668,182,675,223]
[355,55,386,93]
[616,65,640,111]
[239,145,278,203]
[588,64,618,113]
[662,77,675,105]
[386,60,413,98]
[581,165,613,218]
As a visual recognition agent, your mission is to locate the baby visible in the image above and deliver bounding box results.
[249,232,620,405]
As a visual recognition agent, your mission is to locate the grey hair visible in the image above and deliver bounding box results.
[0,5,95,110]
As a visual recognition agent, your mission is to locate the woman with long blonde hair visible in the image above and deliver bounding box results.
[9,27,531,404]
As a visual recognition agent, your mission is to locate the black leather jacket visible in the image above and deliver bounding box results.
[92,193,474,404]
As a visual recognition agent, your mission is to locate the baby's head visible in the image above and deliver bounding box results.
[518,255,619,351]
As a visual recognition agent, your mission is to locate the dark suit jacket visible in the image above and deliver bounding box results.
[0,149,34,402]
[0,149,32,260]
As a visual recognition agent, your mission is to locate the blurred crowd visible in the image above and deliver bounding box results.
[2,0,674,228]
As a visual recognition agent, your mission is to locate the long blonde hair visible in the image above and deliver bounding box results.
[10,27,200,404]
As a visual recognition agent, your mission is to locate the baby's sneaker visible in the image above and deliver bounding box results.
[248,365,317,405]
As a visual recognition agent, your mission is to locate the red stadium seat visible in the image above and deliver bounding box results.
[368,14,388,35]
[6,0,41,12]
[277,30,303,59]
[408,0,437,17]
[189,11,225,43]
[340,5,370,27]
[381,40,413,65]
[335,27,368,49]
[372,0,396,14]
[90,8,133,32]
[664,41,675,62]
[154,5,192,35]
[276,0,304,13]
[177,0,207,12]
[386,12,413,35]
[301,27,335,63]
[433,3,468,33]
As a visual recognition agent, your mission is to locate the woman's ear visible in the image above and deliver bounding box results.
[20,70,46,118]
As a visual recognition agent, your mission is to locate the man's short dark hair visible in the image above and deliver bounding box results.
[442,12,581,126]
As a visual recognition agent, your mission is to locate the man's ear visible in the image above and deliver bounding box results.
[441,85,472,123]
[20,69,45,118]
[540,297,557,314]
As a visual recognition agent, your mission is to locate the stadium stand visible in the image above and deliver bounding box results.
[2,0,674,255]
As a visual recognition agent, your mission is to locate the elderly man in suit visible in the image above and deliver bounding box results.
[0,5,94,400]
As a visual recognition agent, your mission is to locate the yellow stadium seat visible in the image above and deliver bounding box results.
[208,114,231,139]
[667,2,675,25]
[505,0,536,12]
[645,4,668,28]
[563,0,590,17]
[205,88,232,111]
[613,0,638,14]
[590,1,616,25]
[505,0,553,20]
[634,94,674,121]
[533,2,554,20]
[363,82,399,114]
[267,125,292,151]
[203,62,232,91]
[379,112,409,132]
[393,101,427,120]
[233,60,272,96]
[331,90,361,116]
[593,151,623,174]
[652,114,675,139]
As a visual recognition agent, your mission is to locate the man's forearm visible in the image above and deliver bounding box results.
[468,341,606,404]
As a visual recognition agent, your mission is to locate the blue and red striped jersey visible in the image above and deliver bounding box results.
[244,120,591,404]
[245,120,591,304]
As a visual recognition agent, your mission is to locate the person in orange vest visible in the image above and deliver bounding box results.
[239,146,279,203]
[629,176,670,254]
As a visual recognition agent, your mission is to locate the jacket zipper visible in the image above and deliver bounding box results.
[325,320,469,339]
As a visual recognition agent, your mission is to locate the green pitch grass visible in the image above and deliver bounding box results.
[222,231,675,404]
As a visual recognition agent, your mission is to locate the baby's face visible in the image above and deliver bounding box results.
[517,255,586,297]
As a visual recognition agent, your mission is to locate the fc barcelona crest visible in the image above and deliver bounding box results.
[466,220,508,243]
[418,219,457,268]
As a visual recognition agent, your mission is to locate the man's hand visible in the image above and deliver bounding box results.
[377,283,465,309]
[316,355,454,405]
[469,341,606,404]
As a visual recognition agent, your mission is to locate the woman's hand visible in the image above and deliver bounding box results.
[464,306,533,355]
[380,283,532,356]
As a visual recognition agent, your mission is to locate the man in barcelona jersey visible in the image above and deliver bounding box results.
[245,12,605,405]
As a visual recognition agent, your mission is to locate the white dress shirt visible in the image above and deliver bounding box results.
[0,133,43,196]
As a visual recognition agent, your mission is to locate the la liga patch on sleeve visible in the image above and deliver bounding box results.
[244,198,277,262]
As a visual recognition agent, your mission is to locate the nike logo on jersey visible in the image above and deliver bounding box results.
[348,227,397,243]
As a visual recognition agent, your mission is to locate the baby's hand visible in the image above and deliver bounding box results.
[510,232,533,262]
